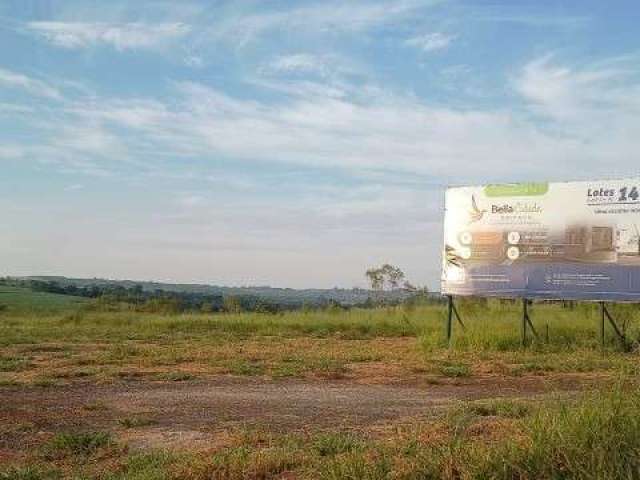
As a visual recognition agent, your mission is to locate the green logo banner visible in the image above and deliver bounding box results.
[484,183,548,197]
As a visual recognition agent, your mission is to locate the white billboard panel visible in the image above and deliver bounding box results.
[441,178,640,300]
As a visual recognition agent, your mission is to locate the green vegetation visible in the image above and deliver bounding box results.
[463,398,531,418]
[3,289,640,478]
[1,297,639,385]
[2,276,420,314]
[118,416,157,429]
[0,286,87,315]
[44,431,112,458]
[0,466,58,480]
[313,432,363,457]
[439,362,472,377]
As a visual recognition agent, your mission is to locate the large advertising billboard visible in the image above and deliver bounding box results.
[441,178,640,301]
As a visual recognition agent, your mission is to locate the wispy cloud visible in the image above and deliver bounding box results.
[26,22,191,50]
[0,68,62,100]
[269,54,330,76]
[63,78,570,181]
[264,53,360,82]
[9,48,640,185]
[204,0,442,47]
[405,32,456,52]
[514,54,640,124]
[477,12,590,29]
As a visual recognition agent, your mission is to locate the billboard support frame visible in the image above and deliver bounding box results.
[446,295,465,346]
[600,302,628,350]
[521,299,539,347]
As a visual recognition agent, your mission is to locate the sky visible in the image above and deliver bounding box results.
[1,0,640,289]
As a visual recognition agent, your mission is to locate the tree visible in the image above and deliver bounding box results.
[365,264,408,291]
[365,268,384,291]
[380,264,405,290]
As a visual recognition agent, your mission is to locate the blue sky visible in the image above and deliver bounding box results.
[1,0,639,289]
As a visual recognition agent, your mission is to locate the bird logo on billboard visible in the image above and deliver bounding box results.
[468,195,486,224]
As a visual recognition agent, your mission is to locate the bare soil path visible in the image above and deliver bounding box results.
[0,374,602,454]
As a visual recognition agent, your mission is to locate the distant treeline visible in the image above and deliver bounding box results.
[0,277,438,314]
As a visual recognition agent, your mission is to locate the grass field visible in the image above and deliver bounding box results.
[0,286,88,315]
[1,289,640,479]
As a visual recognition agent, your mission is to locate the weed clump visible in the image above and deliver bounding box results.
[45,431,112,458]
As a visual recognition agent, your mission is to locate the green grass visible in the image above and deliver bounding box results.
[464,386,640,479]
[4,295,640,478]
[0,466,59,480]
[0,286,88,316]
[44,431,112,458]
[157,371,196,382]
[118,416,158,428]
[103,451,174,480]
[2,300,639,383]
[439,362,472,378]
[312,432,363,457]
[422,299,640,353]
[464,398,531,419]
[0,355,31,372]
[2,299,637,352]
[0,305,423,346]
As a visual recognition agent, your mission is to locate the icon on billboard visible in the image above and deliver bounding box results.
[507,246,520,260]
[459,232,473,245]
[507,231,520,245]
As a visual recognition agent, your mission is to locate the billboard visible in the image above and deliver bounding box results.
[441,178,640,301]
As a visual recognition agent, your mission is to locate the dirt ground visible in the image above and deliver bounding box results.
[0,373,602,459]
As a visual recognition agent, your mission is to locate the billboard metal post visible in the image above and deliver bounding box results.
[446,295,465,347]
[446,295,453,345]
[600,302,606,348]
[600,302,628,350]
[521,299,538,347]
[521,299,527,347]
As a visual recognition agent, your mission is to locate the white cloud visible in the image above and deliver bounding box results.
[0,68,62,100]
[52,50,640,190]
[12,51,640,185]
[514,54,640,135]
[265,53,360,82]
[205,0,442,47]
[53,124,126,157]
[27,22,191,50]
[269,54,328,75]
[405,32,456,52]
[67,79,571,182]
